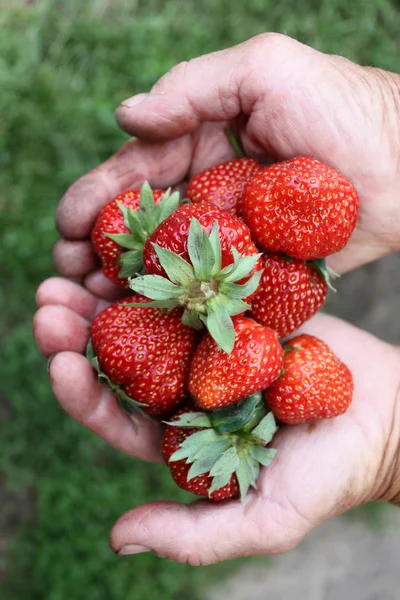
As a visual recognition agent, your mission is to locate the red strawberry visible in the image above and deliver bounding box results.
[189,316,283,409]
[142,202,260,279]
[162,410,239,501]
[186,158,262,216]
[162,402,278,501]
[130,204,263,353]
[242,156,359,260]
[266,334,353,424]
[250,253,328,338]
[89,295,198,416]
[91,183,180,286]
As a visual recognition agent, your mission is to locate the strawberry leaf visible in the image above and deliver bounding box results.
[169,428,221,462]
[191,439,232,461]
[211,392,264,434]
[252,412,278,444]
[187,218,216,281]
[181,309,204,329]
[208,472,234,497]
[209,446,240,477]
[164,412,212,428]
[221,253,262,283]
[219,270,263,299]
[118,250,143,278]
[250,446,277,467]
[151,244,195,286]
[153,189,180,224]
[129,274,184,300]
[116,201,130,229]
[139,181,156,214]
[235,457,252,500]
[187,440,233,481]
[104,233,139,250]
[213,295,250,317]
[187,454,222,480]
[209,222,222,275]
[202,301,235,354]
[127,209,147,244]
[307,258,338,292]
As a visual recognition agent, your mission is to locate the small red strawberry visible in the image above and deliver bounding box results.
[142,202,260,278]
[89,295,198,416]
[162,410,239,501]
[250,253,328,338]
[242,156,359,260]
[163,401,278,501]
[186,158,262,216]
[189,316,283,409]
[130,204,263,353]
[266,334,353,424]
[91,183,180,286]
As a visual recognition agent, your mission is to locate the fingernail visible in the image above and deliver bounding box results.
[119,93,149,109]
[47,353,57,375]
[117,544,151,556]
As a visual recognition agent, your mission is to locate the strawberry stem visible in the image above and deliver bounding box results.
[225,128,246,159]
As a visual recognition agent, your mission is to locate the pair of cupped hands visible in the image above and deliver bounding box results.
[33,34,400,565]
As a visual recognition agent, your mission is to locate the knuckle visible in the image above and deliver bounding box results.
[151,60,190,92]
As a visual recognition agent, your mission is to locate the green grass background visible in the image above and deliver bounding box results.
[0,0,399,598]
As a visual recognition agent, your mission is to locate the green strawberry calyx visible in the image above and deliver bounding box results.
[104,182,181,279]
[86,339,152,427]
[281,252,338,291]
[165,394,278,501]
[128,218,263,354]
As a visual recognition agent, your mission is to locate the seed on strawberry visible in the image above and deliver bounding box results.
[250,253,328,338]
[266,334,353,424]
[189,316,283,410]
[89,295,198,416]
[91,182,180,286]
[186,158,262,216]
[241,156,359,260]
[129,203,263,353]
[162,403,278,501]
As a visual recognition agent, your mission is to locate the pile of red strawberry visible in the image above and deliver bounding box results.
[87,150,358,502]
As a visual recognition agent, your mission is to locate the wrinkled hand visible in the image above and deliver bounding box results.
[33,33,400,563]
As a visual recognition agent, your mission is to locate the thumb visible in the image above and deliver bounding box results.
[109,498,302,565]
[114,34,304,141]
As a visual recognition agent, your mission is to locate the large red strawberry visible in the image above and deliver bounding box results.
[89,295,198,416]
[186,158,262,216]
[130,204,263,353]
[266,334,353,424]
[91,183,180,286]
[163,402,278,501]
[242,156,359,260]
[189,316,283,409]
[250,253,328,338]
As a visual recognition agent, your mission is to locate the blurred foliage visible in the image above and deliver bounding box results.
[0,0,399,598]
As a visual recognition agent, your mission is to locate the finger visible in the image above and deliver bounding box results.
[188,121,236,177]
[53,239,99,277]
[33,305,91,357]
[49,352,163,463]
[84,270,128,301]
[114,34,303,142]
[56,136,192,240]
[110,495,303,564]
[35,277,109,320]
